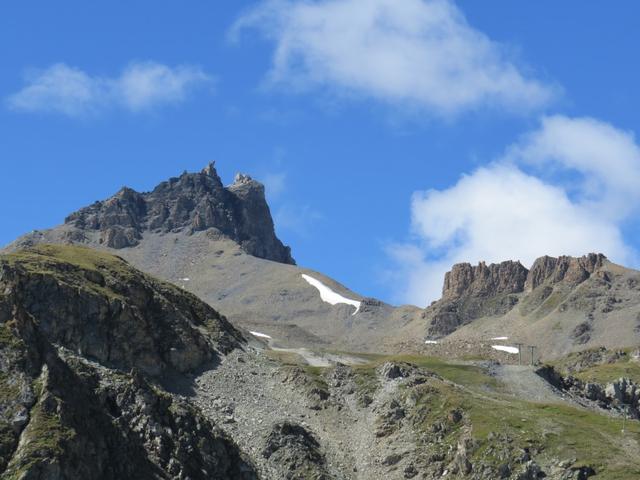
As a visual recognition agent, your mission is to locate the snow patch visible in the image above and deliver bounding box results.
[181,277,190,282]
[301,274,361,315]
[491,336,509,340]
[424,340,439,344]
[492,345,519,354]
[249,331,272,339]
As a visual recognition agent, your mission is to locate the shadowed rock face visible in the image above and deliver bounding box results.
[0,245,244,376]
[426,254,608,338]
[64,163,294,264]
[0,245,256,479]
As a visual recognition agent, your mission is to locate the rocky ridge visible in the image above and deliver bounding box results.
[0,245,255,479]
[426,254,610,338]
[4,164,639,359]
[56,163,294,264]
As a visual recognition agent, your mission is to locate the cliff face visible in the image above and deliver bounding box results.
[0,245,255,479]
[62,163,294,264]
[426,254,609,338]
[524,253,606,291]
[442,261,528,300]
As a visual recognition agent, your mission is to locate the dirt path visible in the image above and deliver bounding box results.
[489,364,572,404]
[270,345,369,367]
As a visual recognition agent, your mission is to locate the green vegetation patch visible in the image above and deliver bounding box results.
[21,401,76,457]
[0,372,21,406]
[355,353,498,390]
[550,347,640,384]
[406,376,640,478]
[533,290,569,318]
[0,322,24,354]
[3,395,77,479]
[2,244,137,300]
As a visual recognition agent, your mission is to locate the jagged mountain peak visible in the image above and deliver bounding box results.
[441,253,608,301]
[61,163,294,264]
[427,253,612,339]
[525,253,607,291]
[201,160,221,179]
[442,259,528,300]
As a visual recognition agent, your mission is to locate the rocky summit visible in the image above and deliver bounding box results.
[59,163,294,264]
[3,165,640,480]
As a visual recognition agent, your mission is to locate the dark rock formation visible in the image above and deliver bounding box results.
[0,245,256,479]
[64,163,294,264]
[427,260,526,337]
[442,261,528,300]
[426,254,608,338]
[0,245,243,376]
[525,254,606,291]
[262,422,329,479]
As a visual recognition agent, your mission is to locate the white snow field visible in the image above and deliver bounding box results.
[424,340,439,344]
[491,345,519,354]
[301,274,361,315]
[491,336,509,340]
[249,331,272,339]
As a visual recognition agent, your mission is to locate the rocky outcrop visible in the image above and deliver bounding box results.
[426,254,608,338]
[442,261,528,300]
[0,245,256,479]
[525,254,606,291]
[261,422,329,479]
[537,365,640,418]
[0,245,243,376]
[427,261,527,337]
[63,163,294,264]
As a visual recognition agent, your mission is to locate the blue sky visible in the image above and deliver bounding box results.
[2,1,640,306]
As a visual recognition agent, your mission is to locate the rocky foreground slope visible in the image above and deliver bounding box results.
[1,245,640,480]
[0,245,255,479]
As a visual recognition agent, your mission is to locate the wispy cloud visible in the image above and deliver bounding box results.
[274,204,324,237]
[232,0,557,117]
[7,61,214,117]
[389,115,640,306]
[262,172,287,199]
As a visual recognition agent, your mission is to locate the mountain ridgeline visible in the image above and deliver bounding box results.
[6,164,640,358]
[3,164,640,479]
[427,254,608,337]
[60,163,294,264]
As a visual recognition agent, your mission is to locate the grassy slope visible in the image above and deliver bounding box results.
[1,244,137,300]
[394,355,640,478]
[550,347,640,384]
[280,351,640,478]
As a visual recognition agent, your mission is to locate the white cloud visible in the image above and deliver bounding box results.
[117,62,212,112]
[7,61,213,116]
[7,64,105,116]
[232,0,556,116]
[262,172,287,199]
[391,115,640,306]
[508,115,640,219]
